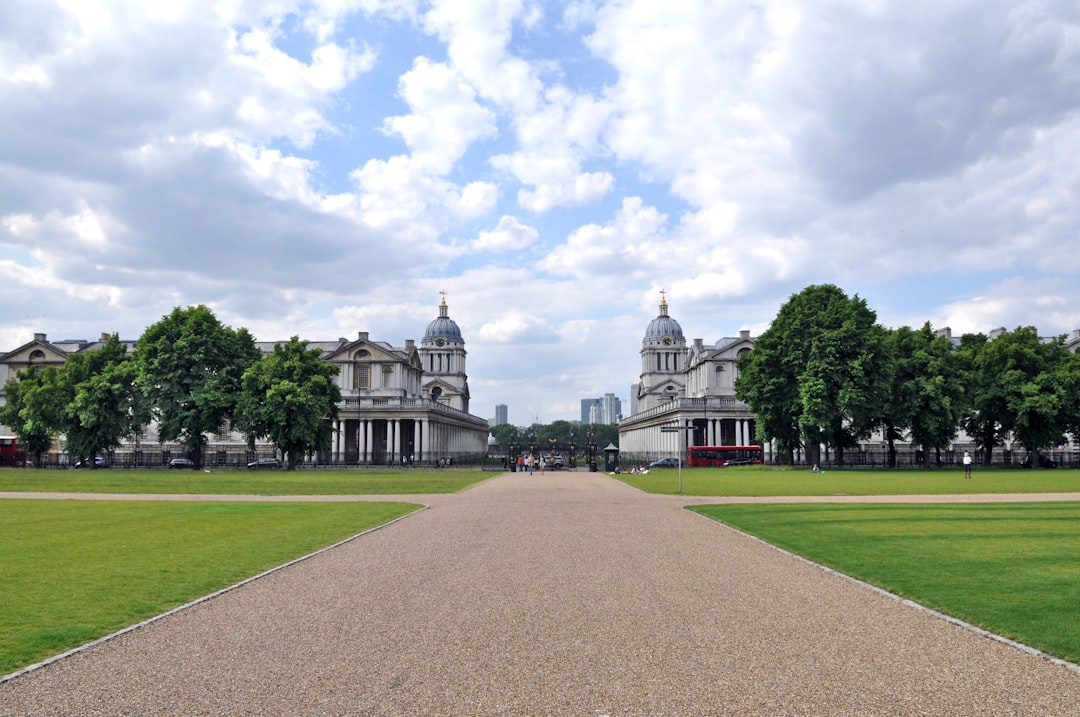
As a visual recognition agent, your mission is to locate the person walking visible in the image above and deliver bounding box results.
[963,451,972,478]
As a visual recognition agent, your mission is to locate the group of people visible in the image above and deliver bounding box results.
[516,453,547,474]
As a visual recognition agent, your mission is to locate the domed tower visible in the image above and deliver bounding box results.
[638,291,687,411]
[419,293,470,412]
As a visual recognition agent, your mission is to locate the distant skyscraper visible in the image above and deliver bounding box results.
[495,404,508,426]
[581,398,602,424]
[602,393,622,423]
[581,395,621,425]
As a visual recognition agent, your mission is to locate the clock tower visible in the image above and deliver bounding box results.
[419,293,470,412]
[637,291,687,411]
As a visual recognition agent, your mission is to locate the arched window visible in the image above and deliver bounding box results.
[28,349,46,373]
[353,350,371,389]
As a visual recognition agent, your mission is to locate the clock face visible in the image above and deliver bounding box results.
[662,337,672,345]
[435,338,445,347]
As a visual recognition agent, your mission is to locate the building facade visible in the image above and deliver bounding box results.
[0,299,489,466]
[619,295,758,462]
[619,296,1080,466]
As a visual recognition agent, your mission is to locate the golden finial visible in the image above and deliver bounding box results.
[659,288,667,306]
[439,290,447,307]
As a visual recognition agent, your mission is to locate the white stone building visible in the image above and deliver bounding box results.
[0,299,489,466]
[618,294,759,462]
[619,297,1080,467]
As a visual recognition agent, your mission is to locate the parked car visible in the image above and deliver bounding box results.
[1021,453,1058,469]
[247,457,281,470]
[168,457,196,470]
[74,456,109,468]
[649,457,681,468]
[547,455,565,470]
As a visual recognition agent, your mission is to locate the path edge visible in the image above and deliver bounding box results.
[1,504,430,685]
[685,507,1080,676]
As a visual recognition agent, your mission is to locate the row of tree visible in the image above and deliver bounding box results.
[735,284,1080,467]
[1,306,341,470]
[488,420,620,455]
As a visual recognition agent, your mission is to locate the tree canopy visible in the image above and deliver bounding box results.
[735,284,889,466]
[0,366,64,465]
[133,306,260,468]
[960,327,1077,464]
[234,337,341,470]
[61,336,147,463]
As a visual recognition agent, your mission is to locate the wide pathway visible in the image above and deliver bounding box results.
[4,471,1080,715]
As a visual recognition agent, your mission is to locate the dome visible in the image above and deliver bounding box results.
[424,297,463,343]
[644,294,684,341]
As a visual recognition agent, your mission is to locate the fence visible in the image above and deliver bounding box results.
[22,448,497,469]
[616,447,1078,470]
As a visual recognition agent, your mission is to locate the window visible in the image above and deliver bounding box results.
[356,364,370,389]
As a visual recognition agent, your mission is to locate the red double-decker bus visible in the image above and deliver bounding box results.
[0,436,27,467]
[687,445,763,467]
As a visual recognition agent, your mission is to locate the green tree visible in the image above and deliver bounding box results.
[537,420,575,451]
[489,423,522,450]
[58,335,145,466]
[881,324,966,467]
[957,332,1002,464]
[905,324,967,466]
[235,337,342,471]
[134,306,260,468]
[961,327,1074,466]
[1000,328,1073,463]
[0,367,64,466]
[736,284,889,466]
[585,423,619,451]
[1060,350,1080,448]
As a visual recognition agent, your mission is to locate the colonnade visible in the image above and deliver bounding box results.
[701,417,754,447]
[618,413,756,460]
[330,415,484,465]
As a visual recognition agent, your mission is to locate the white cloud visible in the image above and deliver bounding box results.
[476,313,556,343]
[422,0,543,112]
[472,215,538,252]
[229,27,377,147]
[4,0,1080,427]
[544,197,667,279]
[383,57,498,172]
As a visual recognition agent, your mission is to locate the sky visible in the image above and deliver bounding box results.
[2,1,1080,427]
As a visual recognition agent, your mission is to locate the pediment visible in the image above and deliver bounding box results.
[423,379,459,394]
[327,340,400,363]
[0,340,68,365]
[641,381,683,397]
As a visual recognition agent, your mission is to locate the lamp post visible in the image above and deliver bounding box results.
[661,423,695,494]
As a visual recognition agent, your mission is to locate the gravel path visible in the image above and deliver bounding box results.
[4,472,1080,715]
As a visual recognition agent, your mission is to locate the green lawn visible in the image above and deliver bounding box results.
[0,499,420,676]
[0,467,492,495]
[618,465,1080,496]
[691,501,1080,664]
